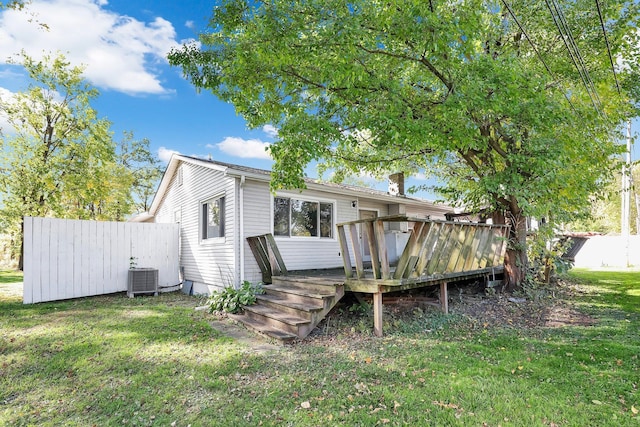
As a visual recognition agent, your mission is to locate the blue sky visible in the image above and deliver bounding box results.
[0,0,637,200]
[0,0,419,196]
[0,1,276,165]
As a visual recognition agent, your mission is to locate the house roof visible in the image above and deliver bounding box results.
[144,154,452,218]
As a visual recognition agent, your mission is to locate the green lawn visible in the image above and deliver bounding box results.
[1,269,638,426]
[0,269,23,299]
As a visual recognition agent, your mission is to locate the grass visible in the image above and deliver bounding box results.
[1,268,639,426]
[0,269,23,299]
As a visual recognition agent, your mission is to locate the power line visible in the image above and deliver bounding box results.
[500,0,554,76]
[500,0,576,111]
[557,0,602,112]
[595,0,622,95]
[544,0,604,117]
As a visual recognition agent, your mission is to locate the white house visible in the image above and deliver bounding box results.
[137,155,453,295]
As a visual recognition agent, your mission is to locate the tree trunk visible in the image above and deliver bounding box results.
[492,210,527,292]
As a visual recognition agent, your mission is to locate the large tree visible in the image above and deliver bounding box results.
[169,0,640,289]
[0,53,158,268]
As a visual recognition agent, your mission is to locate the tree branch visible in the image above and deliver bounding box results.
[335,147,434,165]
[355,43,453,92]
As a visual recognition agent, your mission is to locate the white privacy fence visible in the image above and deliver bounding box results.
[573,235,640,268]
[23,217,180,304]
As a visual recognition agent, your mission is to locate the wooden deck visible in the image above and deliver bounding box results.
[246,215,509,337]
[336,215,509,336]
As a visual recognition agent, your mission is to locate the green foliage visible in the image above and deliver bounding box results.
[116,131,163,213]
[208,281,264,314]
[565,165,640,234]
[347,300,371,316]
[388,308,466,336]
[526,226,574,284]
[168,0,640,287]
[0,52,160,265]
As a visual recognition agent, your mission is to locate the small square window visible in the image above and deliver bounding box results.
[202,196,225,239]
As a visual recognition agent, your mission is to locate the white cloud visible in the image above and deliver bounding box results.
[262,124,278,138]
[185,20,195,29]
[0,86,15,100]
[0,0,180,95]
[212,136,272,160]
[158,146,180,163]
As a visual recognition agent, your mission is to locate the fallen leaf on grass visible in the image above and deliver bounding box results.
[592,400,603,405]
[432,401,459,409]
[631,405,638,415]
[301,401,311,409]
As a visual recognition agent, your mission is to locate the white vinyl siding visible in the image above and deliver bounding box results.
[154,163,236,292]
[358,199,389,216]
[152,158,453,290]
[241,180,272,283]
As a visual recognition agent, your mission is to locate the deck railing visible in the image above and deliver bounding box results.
[246,234,287,283]
[336,215,510,282]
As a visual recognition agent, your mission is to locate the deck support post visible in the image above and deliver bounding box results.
[373,291,383,337]
[440,282,449,314]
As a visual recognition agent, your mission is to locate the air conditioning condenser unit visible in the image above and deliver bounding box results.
[127,268,158,298]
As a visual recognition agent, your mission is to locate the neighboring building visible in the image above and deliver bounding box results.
[135,155,453,295]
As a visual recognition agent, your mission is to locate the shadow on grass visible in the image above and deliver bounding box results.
[1,271,639,426]
[0,292,249,425]
[568,269,640,314]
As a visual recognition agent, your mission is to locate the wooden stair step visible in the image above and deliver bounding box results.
[243,304,310,326]
[257,293,324,312]
[273,276,344,290]
[265,284,336,299]
[226,275,345,341]
[228,314,297,342]
[276,275,342,284]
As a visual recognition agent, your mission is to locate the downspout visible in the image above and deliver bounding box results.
[239,175,245,283]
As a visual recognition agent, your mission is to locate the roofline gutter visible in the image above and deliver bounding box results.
[224,168,447,208]
[150,154,452,218]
